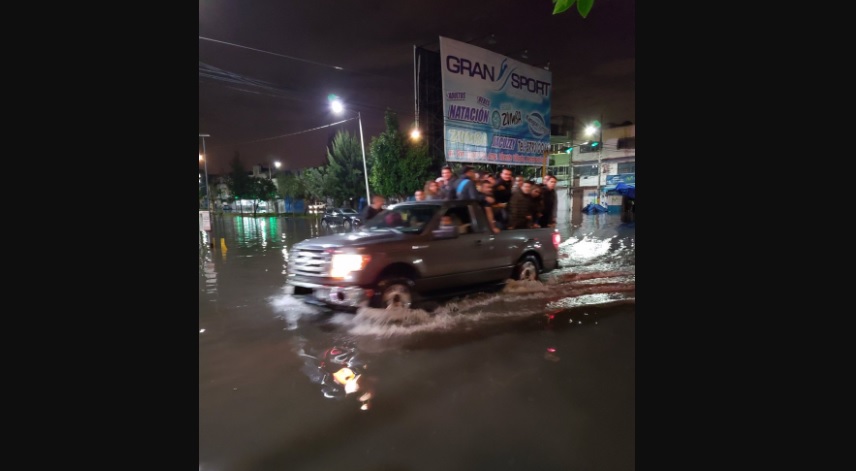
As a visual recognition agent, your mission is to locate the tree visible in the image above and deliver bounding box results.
[369,109,407,199]
[276,170,307,215]
[247,177,277,216]
[367,110,435,201]
[401,139,434,198]
[326,130,368,205]
[552,0,594,17]
[302,166,334,205]
[227,151,252,204]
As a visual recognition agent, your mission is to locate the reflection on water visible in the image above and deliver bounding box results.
[200,211,635,471]
[202,212,634,335]
[261,211,635,339]
[292,336,375,410]
[199,248,217,295]
[269,273,634,343]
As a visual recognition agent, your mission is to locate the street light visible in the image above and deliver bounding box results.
[328,95,371,206]
[199,134,210,211]
[585,119,603,204]
[269,160,281,179]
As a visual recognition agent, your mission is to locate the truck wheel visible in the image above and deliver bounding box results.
[343,220,352,231]
[376,278,414,309]
[514,255,540,281]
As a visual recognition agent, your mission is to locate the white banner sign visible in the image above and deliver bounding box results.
[440,36,552,166]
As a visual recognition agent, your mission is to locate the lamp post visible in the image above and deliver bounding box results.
[269,160,281,179]
[270,161,281,213]
[585,119,603,205]
[199,134,210,210]
[329,95,371,206]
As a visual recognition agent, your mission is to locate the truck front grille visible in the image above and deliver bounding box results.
[289,248,330,277]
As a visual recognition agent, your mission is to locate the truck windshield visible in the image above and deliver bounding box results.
[361,205,439,234]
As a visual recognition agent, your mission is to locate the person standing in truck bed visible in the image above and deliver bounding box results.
[437,166,458,200]
[360,194,385,223]
[451,166,480,201]
[491,168,514,226]
[508,180,535,229]
[476,179,502,233]
[539,175,558,228]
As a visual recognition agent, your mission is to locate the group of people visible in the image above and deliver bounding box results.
[413,165,559,234]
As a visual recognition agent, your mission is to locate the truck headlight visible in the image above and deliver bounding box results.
[330,254,371,278]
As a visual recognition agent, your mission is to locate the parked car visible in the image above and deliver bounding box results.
[321,208,361,230]
[222,204,232,211]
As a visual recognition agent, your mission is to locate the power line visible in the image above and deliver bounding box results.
[200,36,345,71]
[230,118,358,146]
[198,61,415,117]
[198,36,408,83]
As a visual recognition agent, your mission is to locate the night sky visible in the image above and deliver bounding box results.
[198,0,635,175]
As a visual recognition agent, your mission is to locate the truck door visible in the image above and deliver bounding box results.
[420,205,499,288]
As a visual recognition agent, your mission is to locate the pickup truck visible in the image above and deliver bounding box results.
[285,199,560,310]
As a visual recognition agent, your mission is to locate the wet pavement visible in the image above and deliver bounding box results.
[199,211,635,471]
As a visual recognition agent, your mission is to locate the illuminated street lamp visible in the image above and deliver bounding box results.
[328,95,370,205]
[199,133,210,210]
[585,120,603,204]
[269,160,281,179]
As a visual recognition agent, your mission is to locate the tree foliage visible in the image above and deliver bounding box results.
[552,0,594,17]
[302,166,333,204]
[276,171,306,200]
[276,170,308,214]
[247,177,277,215]
[368,110,436,200]
[326,130,368,204]
[227,151,252,200]
[369,110,407,199]
[401,140,434,197]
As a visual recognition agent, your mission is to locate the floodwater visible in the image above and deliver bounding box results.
[199,210,635,471]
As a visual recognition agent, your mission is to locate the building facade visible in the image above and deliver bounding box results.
[547,122,635,216]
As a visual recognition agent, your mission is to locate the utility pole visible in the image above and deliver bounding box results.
[596,115,603,205]
[199,133,213,247]
[200,134,210,211]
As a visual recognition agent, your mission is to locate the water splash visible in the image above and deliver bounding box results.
[269,290,325,330]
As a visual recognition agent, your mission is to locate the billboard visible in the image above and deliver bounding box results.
[606,174,636,185]
[439,36,552,166]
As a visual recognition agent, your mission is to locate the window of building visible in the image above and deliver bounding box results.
[575,165,598,177]
[617,162,635,174]
[617,137,636,149]
[578,142,601,154]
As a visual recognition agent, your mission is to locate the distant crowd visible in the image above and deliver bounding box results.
[360,166,558,234]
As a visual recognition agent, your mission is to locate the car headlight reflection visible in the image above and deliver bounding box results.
[330,254,371,278]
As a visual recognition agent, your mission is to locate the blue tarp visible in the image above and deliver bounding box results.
[606,182,635,200]
[614,182,635,199]
[582,203,609,214]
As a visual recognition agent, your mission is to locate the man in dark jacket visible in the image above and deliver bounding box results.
[360,194,385,223]
[491,167,514,226]
[539,175,559,228]
[452,166,480,200]
[437,166,458,200]
[508,180,535,229]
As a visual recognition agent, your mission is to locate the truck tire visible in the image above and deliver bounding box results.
[376,277,415,309]
[513,255,541,282]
